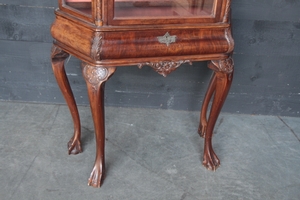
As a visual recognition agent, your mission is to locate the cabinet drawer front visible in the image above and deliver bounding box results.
[101,29,230,60]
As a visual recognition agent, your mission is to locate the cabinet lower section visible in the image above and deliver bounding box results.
[51,15,233,66]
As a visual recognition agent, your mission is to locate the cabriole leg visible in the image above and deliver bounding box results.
[51,45,82,155]
[198,72,216,138]
[201,57,234,171]
[82,63,116,188]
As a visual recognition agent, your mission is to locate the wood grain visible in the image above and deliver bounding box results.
[0,0,300,117]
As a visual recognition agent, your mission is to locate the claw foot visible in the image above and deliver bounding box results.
[88,165,104,188]
[203,148,220,171]
[67,137,82,155]
[198,121,207,138]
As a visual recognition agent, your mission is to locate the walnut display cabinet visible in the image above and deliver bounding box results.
[51,0,234,187]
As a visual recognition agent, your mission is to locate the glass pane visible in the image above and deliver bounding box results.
[64,0,92,15]
[114,0,214,18]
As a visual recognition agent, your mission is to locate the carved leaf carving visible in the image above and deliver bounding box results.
[210,57,234,74]
[138,60,192,77]
[82,65,108,86]
[91,32,103,61]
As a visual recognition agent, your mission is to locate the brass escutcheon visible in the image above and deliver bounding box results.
[157,32,177,46]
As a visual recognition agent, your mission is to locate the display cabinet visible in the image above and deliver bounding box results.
[51,0,234,187]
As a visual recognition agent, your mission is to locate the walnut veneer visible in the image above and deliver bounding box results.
[51,0,234,187]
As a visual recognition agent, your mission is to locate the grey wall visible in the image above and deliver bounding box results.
[0,0,300,117]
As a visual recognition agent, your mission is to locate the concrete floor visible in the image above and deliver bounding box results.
[0,101,300,200]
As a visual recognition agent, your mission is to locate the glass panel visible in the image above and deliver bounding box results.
[114,0,214,18]
[64,0,92,15]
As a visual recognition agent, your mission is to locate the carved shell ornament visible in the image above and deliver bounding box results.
[83,65,108,85]
[138,60,192,77]
[210,58,234,74]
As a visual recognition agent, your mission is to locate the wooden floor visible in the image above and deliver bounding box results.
[0,0,300,117]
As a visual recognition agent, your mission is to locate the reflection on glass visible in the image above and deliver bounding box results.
[65,0,92,15]
[114,0,214,18]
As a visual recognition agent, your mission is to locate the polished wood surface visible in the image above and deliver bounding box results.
[51,46,82,155]
[51,0,234,187]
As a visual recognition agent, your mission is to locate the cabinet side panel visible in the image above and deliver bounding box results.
[51,16,93,57]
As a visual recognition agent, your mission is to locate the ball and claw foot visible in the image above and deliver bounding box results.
[198,122,207,138]
[87,165,104,188]
[67,137,83,155]
[202,148,220,171]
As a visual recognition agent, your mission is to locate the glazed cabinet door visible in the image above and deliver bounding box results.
[108,0,226,25]
[60,0,92,20]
